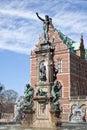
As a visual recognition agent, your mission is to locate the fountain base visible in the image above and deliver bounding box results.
[21,96,61,129]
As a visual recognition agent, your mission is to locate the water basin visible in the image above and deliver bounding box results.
[0,124,87,130]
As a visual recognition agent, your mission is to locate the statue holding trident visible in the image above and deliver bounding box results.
[36,12,50,43]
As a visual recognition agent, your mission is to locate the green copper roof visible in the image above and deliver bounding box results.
[58,30,87,61]
[59,31,75,44]
[72,42,80,50]
[57,30,87,60]
[58,31,77,53]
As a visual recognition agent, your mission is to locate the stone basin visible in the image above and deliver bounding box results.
[0,124,87,130]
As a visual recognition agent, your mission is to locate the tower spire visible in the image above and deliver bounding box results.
[79,34,85,59]
[80,34,84,48]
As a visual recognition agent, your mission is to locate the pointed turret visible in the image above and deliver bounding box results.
[79,35,85,59]
[80,35,84,48]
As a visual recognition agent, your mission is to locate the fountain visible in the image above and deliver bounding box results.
[13,96,24,122]
[19,80,62,129]
[20,13,63,128]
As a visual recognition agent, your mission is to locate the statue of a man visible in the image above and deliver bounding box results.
[36,12,50,43]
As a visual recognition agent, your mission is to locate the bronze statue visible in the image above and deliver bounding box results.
[51,81,62,110]
[23,84,34,110]
[36,88,47,96]
[36,12,50,42]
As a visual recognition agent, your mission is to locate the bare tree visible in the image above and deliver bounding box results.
[1,89,18,113]
[1,89,18,104]
[0,83,4,93]
[0,83,5,104]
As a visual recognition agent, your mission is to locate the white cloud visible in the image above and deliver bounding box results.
[52,2,87,47]
[0,9,37,20]
[0,0,87,54]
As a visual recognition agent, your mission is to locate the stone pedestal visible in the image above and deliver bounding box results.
[50,110,62,127]
[32,96,51,128]
[22,96,61,129]
[21,110,35,128]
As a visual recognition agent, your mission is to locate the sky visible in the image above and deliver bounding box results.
[0,0,87,96]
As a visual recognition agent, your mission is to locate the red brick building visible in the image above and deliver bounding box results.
[30,19,87,122]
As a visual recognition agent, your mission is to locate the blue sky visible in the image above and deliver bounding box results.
[0,0,87,96]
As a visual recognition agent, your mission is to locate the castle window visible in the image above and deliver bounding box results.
[76,81,80,96]
[76,63,79,75]
[82,65,85,77]
[58,59,62,73]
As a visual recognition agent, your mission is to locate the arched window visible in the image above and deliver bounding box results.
[58,59,62,73]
